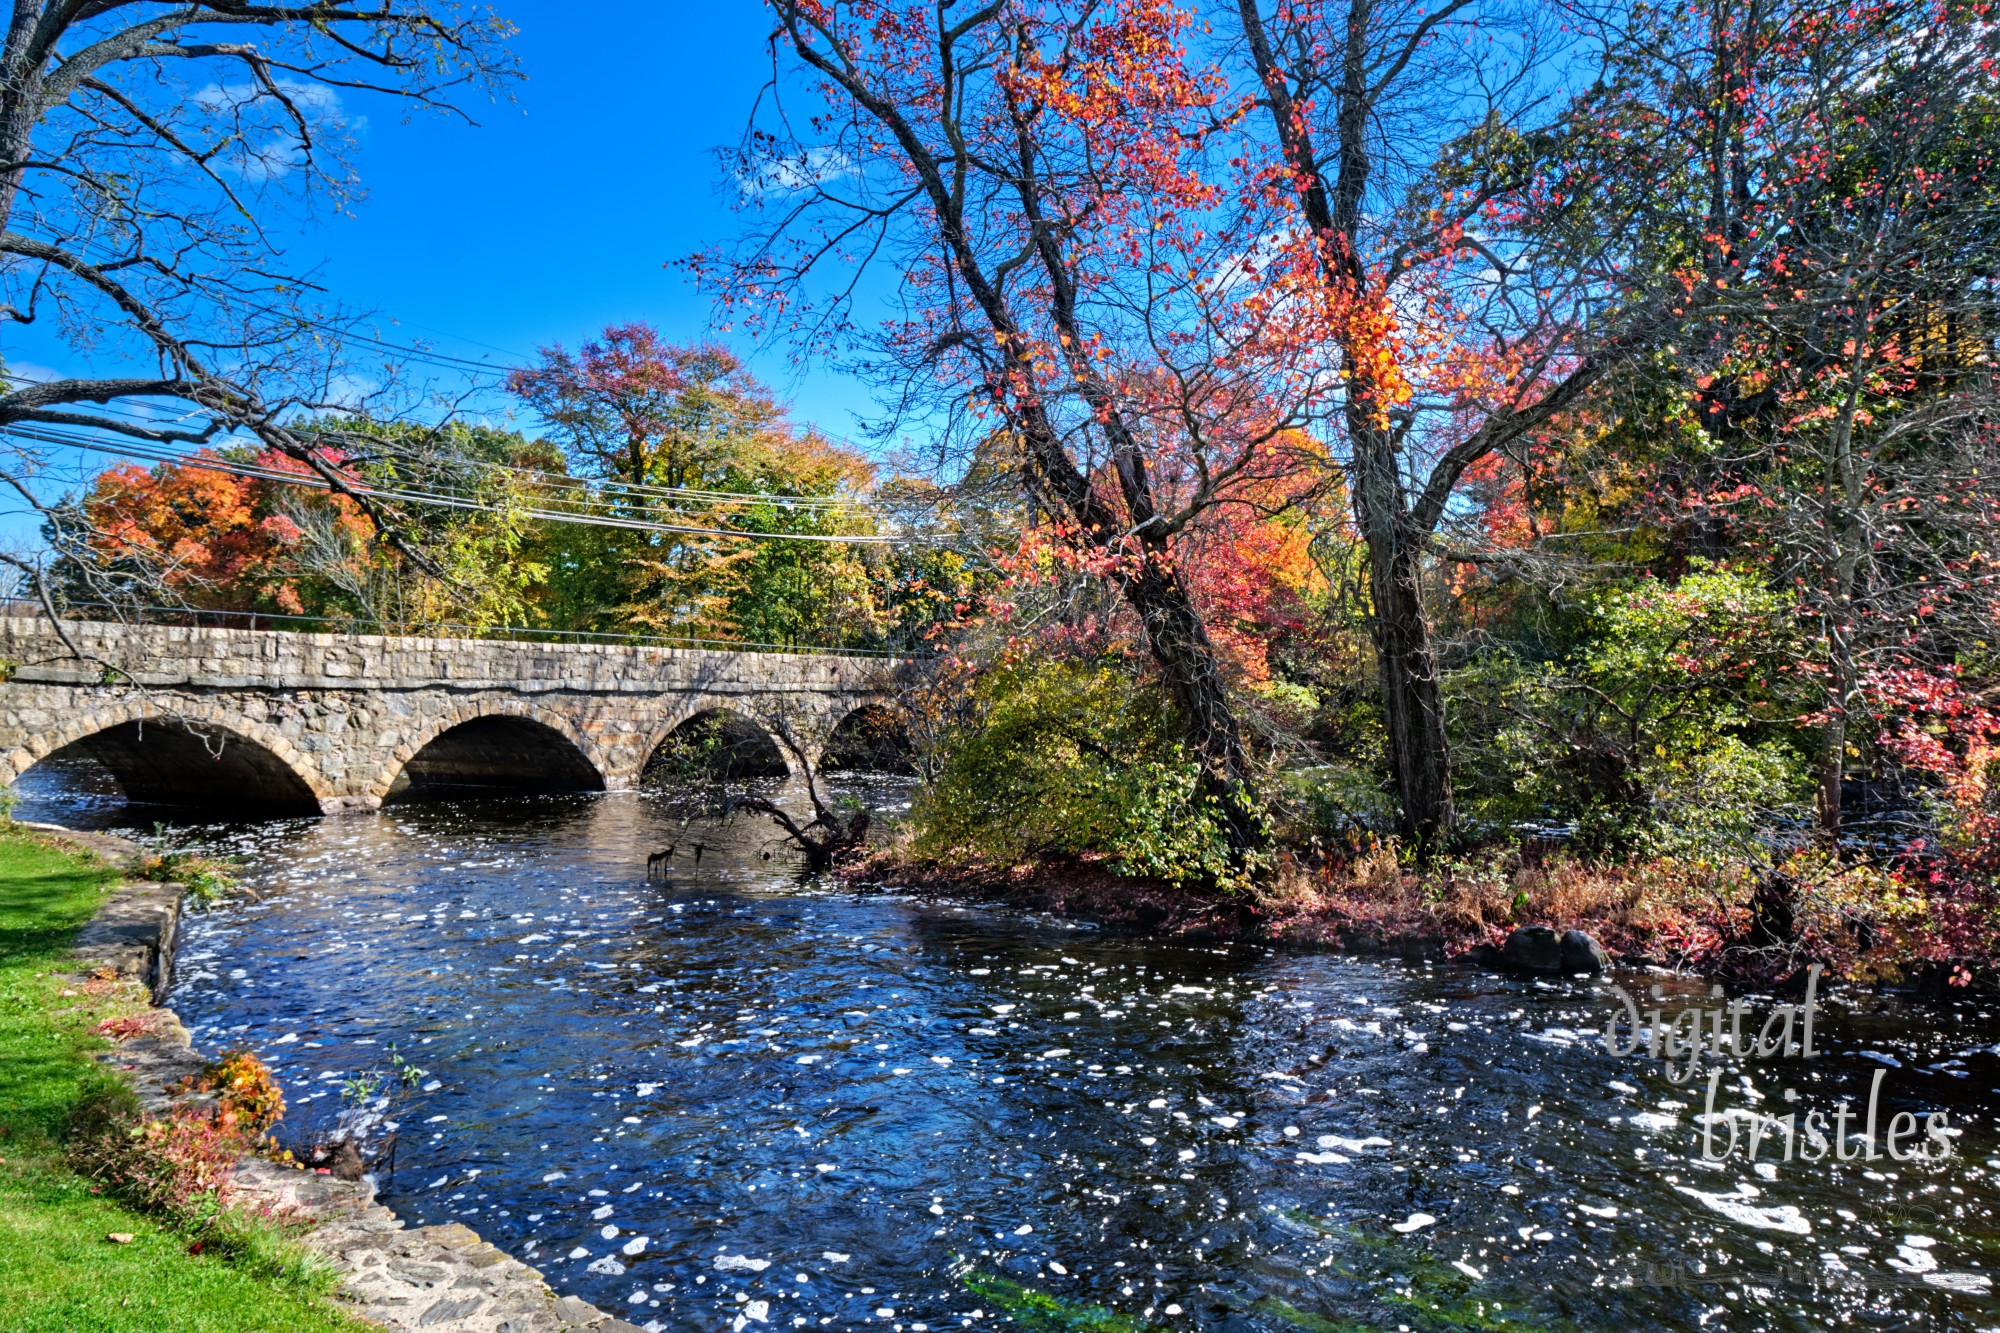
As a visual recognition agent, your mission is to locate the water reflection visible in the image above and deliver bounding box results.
[14,773,2000,1331]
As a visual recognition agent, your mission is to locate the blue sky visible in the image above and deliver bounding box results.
[309,0,874,429]
[8,1,880,464]
[0,2,901,547]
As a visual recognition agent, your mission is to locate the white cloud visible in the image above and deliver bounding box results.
[736,146,858,198]
[191,79,362,182]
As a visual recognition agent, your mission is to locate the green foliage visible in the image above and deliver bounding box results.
[909,659,1258,889]
[1276,763,1399,845]
[386,1045,427,1089]
[1451,566,1812,853]
[960,1271,1162,1332]
[138,845,239,908]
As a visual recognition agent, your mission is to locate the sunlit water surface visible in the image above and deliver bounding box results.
[18,765,2000,1332]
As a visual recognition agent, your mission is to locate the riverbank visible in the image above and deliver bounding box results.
[43,790,1993,1330]
[0,826,364,1332]
[0,823,645,1333]
[846,840,1927,985]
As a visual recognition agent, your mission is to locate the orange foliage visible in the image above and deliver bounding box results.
[81,450,368,614]
[1183,502,1322,687]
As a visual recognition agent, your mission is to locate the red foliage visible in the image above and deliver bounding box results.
[1865,667,2000,979]
[93,1013,157,1042]
[71,1049,287,1231]
[70,1106,242,1228]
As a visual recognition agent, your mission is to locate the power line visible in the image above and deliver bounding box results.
[0,370,921,517]
[334,431,888,515]
[0,235,899,460]
[4,424,955,547]
[0,377,920,518]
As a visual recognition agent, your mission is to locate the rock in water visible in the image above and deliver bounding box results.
[302,1136,367,1180]
[1502,925,1564,973]
[1561,929,1611,975]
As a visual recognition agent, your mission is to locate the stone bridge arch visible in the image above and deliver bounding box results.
[818,702,916,774]
[631,699,797,785]
[0,615,905,816]
[367,701,610,806]
[4,696,328,814]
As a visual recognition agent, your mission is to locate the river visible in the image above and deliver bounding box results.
[16,765,2000,1331]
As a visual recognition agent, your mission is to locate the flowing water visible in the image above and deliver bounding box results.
[17,766,2000,1332]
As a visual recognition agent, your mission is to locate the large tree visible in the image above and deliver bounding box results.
[699,0,1344,856]
[1646,0,2000,835]
[0,1,516,609]
[507,328,888,643]
[1222,0,1750,842]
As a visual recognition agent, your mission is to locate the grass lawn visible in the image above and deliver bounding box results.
[0,830,365,1333]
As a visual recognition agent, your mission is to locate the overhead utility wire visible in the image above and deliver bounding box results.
[0,241,891,457]
[1,376,911,518]
[334,433,888,515]
[4,425,948,547]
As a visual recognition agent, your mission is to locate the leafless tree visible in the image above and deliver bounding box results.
[0,1,518,629]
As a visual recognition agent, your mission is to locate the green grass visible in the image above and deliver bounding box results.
[0,830,364,1332]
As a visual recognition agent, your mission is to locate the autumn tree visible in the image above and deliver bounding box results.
[507,328,889,643]
[700,1,1349,857]
[69,450,315,612]
[62,418,553,629]
[1639,0,2000,835]
[1220,0,1788,842]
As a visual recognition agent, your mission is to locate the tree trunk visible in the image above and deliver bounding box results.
[1369,531,1455,844]
[1815,704,1847,838]
[1350,423,1455,844]
[1121,548,1266,853]
[1234,0,1458,847]
[1816,372,1868,839]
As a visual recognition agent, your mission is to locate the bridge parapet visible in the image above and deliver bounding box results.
[0,613,901,814]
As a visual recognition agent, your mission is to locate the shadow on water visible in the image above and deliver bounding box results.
[12,769,2000,1332]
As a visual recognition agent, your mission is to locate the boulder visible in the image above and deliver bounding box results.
[1561,929,1612,975]
[1501,925,1564,973]
[1462,942,1502,969]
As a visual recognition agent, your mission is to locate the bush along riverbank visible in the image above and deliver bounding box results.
[849,830,1995,995]
[0,823,646,1333]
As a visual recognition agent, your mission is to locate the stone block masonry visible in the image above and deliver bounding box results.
[0,613,898,814]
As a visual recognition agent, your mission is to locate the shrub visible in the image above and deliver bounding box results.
[1450,565,1813,852]
[69,1050,285,1231]
[68,1094,240,1230]
[138,848,240,906]
[908,658,1259,889]
[1642,733,1809,861]
[184,1048,286,1138]
[1274,763,1398,848]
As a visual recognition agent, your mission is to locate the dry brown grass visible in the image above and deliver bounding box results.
[1255,843,1752,962]
[857,818,1760,966]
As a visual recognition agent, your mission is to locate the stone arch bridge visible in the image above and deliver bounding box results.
[0,613,906,815]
